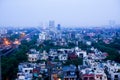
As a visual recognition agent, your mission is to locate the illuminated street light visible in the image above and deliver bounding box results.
[13,39,21,45]
[3,38,11,45]
[20,32,25,38]
[58,78,61,80]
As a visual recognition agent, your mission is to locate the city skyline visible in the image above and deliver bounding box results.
[0,0,120,27]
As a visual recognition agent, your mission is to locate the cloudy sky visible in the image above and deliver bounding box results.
[0,0,120,27]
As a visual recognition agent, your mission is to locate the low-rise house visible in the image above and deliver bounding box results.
[49,49,58,61]
[105,61,120,80]
[79,68,107,80]
[40,50,48,60]
[76,50,87,58]
[86,41,92,46]
[63,65,77,80]
[79,68,95,80]
[50,62,63,80]
[79,56,108,80]
[68,53,78,60]
[33,62,48,79]
[16,63,34,80]
[94,69,107,80]
[16,62,48,80]
[110,71,120,80]
[38,32,47,41]
[74,47,87,58]
[58,53,68,61]
[27,49,39,62]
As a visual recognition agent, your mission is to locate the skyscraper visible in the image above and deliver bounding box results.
[57,24,61,30]
[49,20,55,28]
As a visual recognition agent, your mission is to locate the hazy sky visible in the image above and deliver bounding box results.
[0,0,120,27]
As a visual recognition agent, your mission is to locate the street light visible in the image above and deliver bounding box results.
[58,78,61,80]
[3,38,11,46]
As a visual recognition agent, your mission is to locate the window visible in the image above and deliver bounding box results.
[100,77,102,80]
[96,76,98,78]
[84,77,88,80]
[30,70,32,73]
[25,70,27,72]
[114,75,118,78]
[70,78,74,80]
[64,78,69,80]
[89,77,94,80]
[104,76,106,79]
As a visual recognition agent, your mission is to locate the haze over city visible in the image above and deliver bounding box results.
[0,0,120,27]
[1,0,120,80]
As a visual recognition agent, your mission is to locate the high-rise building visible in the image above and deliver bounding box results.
[109,20,115,27]
[49,20,55,28]
[39,32,46,41]
[57,24,61,30]
[0,28,7,35]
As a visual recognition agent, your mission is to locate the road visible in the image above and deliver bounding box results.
[0,29,38,56]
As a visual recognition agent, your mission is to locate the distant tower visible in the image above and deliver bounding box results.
[109,20,115,28]
[57,24,61,30]
[49,20,55,29]
[39,32,46,41]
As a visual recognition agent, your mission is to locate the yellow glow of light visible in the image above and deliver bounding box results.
[4,39,10,45]
[21,32,25,37]
[58,78,61,80]
[14,39,20,45]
